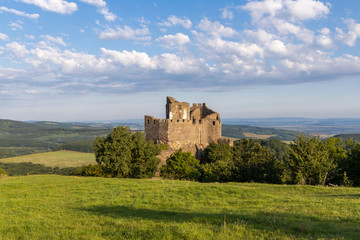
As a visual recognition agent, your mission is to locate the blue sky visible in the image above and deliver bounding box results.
[1,0,360,121]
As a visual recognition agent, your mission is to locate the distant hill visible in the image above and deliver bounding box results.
[0,119,112,158]
[333,134,360,142]
[222,125,299,141]
[222,118,360,135]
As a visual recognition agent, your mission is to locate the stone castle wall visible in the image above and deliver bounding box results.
[145,97,226,150]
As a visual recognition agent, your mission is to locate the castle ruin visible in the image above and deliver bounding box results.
[145,97,231,152]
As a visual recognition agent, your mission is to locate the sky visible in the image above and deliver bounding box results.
[1,0,360,121]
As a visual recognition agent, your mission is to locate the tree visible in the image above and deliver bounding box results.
[286,134,335,185]
[160,149,200,180]
[130,132,161,178]
[341,139,360,186]
[200,143,234,182]
[93,126,160,178]
[233,139,282,183]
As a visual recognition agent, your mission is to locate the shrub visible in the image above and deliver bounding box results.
[0,167,7,178]
[74,164,103,177]
[160,149,200,180]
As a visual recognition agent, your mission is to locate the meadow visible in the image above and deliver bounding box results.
[0,150,95,168]
[0,175,359,240]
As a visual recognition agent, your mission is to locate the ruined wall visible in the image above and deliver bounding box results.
[145,97,224,150]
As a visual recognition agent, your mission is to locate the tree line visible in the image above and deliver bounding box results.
[74,126,360,187]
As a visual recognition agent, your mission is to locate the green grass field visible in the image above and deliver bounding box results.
[0,175,359,239]
[0,150,95,168]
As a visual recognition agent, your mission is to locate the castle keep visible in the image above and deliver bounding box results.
[145,97,228,150]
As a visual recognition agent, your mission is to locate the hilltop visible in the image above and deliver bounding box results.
[0,119,112,158]
[0,175,359,239]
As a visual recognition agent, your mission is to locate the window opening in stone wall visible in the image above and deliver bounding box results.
[199,120,202,124]
[154,120,156,124]
[213,121,215,125]
[147,119,150,124]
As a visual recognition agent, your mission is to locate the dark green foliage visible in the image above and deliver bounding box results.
[257,139,290,163]
[74,164,103,177]
[334,134,360,142]
[285,135,336,185]
[340,139,360,186]
[53,140,94,153]
[93,126,160,178]
[160,149,200,180]
[130,132,161,178]
[233,139,283,183]
[200,143,234,182]
[0,162,76,176]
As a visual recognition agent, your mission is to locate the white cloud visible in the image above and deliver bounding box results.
[285,0,330,21]
[0,33,9,41]
[9,21,24,31]
[19,0,77,15]
[197,18,237,38]
[0,6,39,19]
[41,35,66,46]
[242,0,330,23]
[99,25,151,41]
[79,0,117,21]
[316,34,334,49]
[156,33,190,47]
[6,42,29,57]
[101,48,156,69]
[336,19,360,47]
[159,15,192,29]
[221,6,234,20]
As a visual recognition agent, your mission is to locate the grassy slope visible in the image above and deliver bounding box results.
[0,175,359,240]
[0,150,95,168]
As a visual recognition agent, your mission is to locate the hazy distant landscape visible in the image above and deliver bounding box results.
[2,117,360,159]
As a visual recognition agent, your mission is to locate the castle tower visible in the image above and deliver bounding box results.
[166,96,190,120]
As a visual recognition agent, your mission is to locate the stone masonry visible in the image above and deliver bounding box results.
[145,97,232,153]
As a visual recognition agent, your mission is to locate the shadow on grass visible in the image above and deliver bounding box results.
[0,162,76,176]
[80,205,359,239]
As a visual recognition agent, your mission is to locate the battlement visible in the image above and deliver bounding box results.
[145,97,223,151]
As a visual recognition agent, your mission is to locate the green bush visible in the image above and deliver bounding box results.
[0,167,7,178]
[160,149,200,180]
[74,164,103,177]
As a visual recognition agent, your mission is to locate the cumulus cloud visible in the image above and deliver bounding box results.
[0,6,39,19]
[197,18,237,38]
[336,19,360,47]
[41,35,66,46]
[156,33,190,47]
[242,0,330,22]
[159,15,192,29]
[0,33,9,41]
[99,25,151,41]
[79,0,117,21]
[19,0,77,15]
